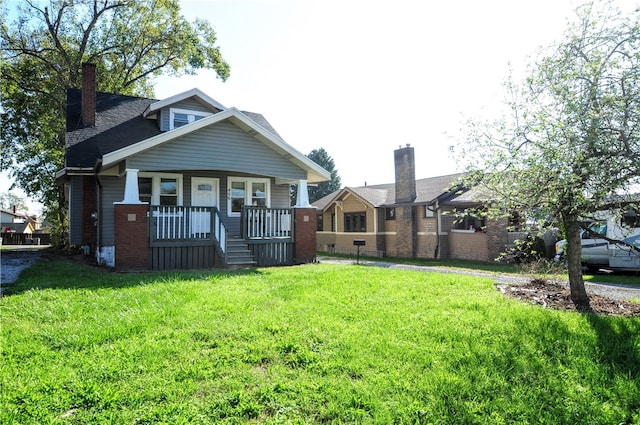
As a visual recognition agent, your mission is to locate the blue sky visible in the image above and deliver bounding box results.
[3,0,596,213]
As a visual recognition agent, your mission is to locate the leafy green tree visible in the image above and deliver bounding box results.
[0,192,28,213]
[458,0,640,310]
[291,148,342,205]
[1,0,229,246]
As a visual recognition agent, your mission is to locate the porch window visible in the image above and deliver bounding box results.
[169,108,211,130]
[138,173,183,205]
[160,178,178,206]
[227,177,270,217]
[139,177,152,204]
[345,212,366,232]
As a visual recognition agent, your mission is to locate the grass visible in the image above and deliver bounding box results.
[1,259,640,424]
[322,252,640,287]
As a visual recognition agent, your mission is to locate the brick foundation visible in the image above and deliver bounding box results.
[294,208,317,264]
[114,203,149,271]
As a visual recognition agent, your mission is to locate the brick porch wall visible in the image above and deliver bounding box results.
[114,204,149,271]
[294,208,317,264]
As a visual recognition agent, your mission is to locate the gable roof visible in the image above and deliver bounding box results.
[100,107,330,184]
[142,88,226,117]
[313,173,466,211]
[60,88,330,183]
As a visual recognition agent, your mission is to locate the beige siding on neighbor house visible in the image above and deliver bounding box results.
[449,230,489,262]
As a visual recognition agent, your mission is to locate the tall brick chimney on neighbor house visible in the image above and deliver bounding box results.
[394,144,417,258]
[81,63,96,127]
[394,144,416,203]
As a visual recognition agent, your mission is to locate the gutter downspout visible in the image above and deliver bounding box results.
[434,200,440,259]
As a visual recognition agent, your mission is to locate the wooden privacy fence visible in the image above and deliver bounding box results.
[1,233,51,245]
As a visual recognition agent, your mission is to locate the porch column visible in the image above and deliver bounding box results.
[293,207,317,264]
[122,168,144,203]
[295,179,310,207]
[114,168,148,271]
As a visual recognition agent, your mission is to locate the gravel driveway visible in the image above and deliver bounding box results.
[0,247,49,294]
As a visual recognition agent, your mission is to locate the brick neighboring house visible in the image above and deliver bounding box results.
[313,145,520,262]
[56,63,329,271]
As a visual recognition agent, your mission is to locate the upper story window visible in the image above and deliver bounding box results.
[227,177,270,217]
[169,108,211,130]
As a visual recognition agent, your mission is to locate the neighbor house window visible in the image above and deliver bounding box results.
[452,209,485,231]
[344,212,366,232]
[317,214,324,231]
[169,108,211,130]
[138,173,183,205]
[227,177,270,217]
[386,208,396,220]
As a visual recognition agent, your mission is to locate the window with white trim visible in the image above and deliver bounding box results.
[227,177,270,216]
[169,108,211,130]
[138,173,183,205]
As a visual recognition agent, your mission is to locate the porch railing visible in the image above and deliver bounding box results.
[242,207,293,239]
[149,205,227,253]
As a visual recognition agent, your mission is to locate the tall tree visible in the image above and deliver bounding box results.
[458,0,640,310]
[0,192,28,213]
[0,0,230,244]
[291,148,342,205]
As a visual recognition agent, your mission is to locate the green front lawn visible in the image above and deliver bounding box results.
[1,259,639,424]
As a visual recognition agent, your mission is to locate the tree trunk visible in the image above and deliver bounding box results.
[563,216,591,311]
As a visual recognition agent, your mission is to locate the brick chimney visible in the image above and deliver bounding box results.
[394,144,416,203]
[81,63,96,127]
[394,144,417,258]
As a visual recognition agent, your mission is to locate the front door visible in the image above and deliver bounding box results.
[192,177,219,208]
[191,178,219,235]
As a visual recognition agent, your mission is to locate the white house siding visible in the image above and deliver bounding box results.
[126,121,306,182]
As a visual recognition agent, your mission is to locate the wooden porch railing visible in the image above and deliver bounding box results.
[242,207,293,239]
[149,205,227,253]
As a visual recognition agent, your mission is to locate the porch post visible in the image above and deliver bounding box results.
[122,168,144,203]
[293,206,317,264]
[295,179,310,207]
[114,168,149,271]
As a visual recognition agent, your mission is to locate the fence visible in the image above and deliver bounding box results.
[1,233,51,245]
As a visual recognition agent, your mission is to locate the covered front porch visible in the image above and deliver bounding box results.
[112,169,317,271]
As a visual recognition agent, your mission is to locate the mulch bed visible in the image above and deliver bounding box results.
[497,279,640,317]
